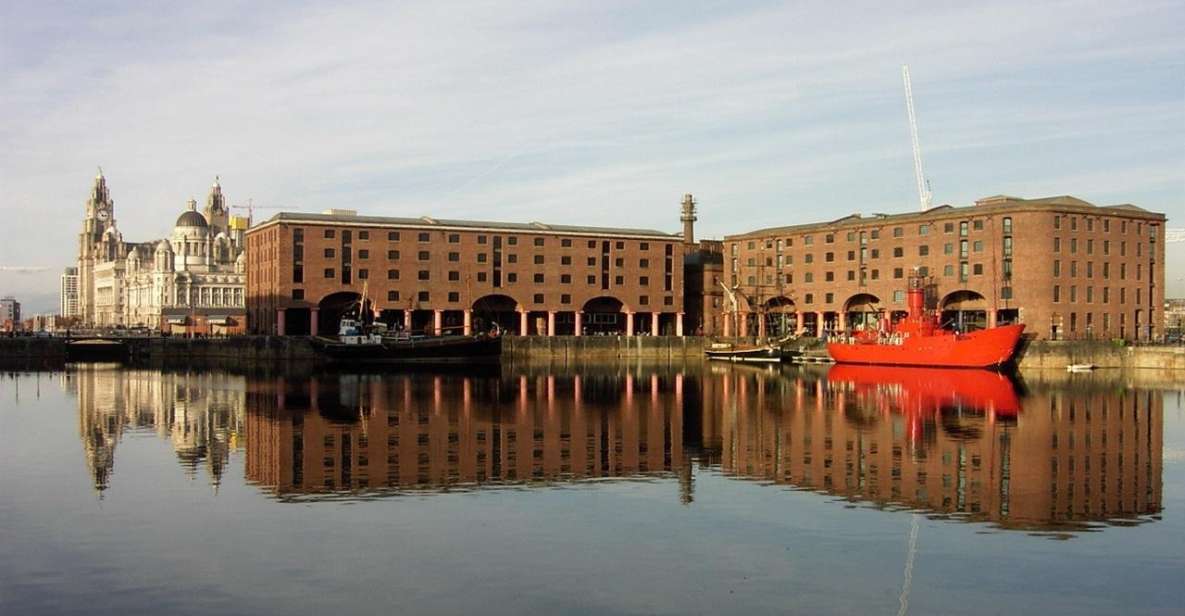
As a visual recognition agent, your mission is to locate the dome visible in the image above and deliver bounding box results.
[156,240,173,254]
[176,210,209,228]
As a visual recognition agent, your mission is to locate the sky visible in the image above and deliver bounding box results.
[1,0,1182,313]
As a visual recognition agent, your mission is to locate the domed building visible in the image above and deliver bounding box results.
[77,172,249,333]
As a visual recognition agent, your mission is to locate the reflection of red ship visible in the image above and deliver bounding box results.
[827,364,1020,416]
[827,273,1024,368]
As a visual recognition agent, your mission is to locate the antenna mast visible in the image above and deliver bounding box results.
[902,65,932,210]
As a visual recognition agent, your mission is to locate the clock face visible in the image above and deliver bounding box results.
[96,208,110,221]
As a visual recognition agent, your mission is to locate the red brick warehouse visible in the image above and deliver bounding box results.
[245,209,690,337]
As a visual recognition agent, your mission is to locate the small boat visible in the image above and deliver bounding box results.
[1066,363,1096,372]
[705,337,799,363]
[315,318,502,364]
[826,272,1025,369]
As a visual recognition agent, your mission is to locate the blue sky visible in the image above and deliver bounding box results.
[1,0,1182,312]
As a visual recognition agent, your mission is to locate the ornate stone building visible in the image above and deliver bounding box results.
[76,171,248,333]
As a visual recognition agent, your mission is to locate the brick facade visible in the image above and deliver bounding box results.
[723,195,1166,341]
[246,212,687,336]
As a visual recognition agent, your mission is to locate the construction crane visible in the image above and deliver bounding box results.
[230,199,300,226]
[902,65,933,211]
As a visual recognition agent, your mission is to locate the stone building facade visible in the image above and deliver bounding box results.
[75,172,249,333]
[722,195,1166,341]
[245,209,690,337]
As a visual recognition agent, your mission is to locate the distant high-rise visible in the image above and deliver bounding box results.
[61,267,79,317]
[0,296,21,330]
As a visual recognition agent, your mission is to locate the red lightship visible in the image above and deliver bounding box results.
[826,273,1024,369]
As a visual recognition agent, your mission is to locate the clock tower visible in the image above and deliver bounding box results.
[78,168,117,325]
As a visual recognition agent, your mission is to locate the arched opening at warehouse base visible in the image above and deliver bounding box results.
[940,290,988,332]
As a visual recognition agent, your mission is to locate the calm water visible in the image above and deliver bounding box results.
[1,363,1182,615]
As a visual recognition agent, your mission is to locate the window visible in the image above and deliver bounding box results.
[944,264,954,277]
[847,270,855,281]
[959,240,968,258]
[614,275,624,285]
[919,224,930,235]
[804,235,813,245]
[893,267,904,279]
[561,274,571,284]
[358,231,369,240]
[561,239,572,248]
[324,248,335,258]
[944,243,953,256]
[893,290,905,303]
[973,240,983,253]
[358,249,369,259]
[825,234,835,243]
[448,234,460,243]
[973,220,983,231]
[959,221,969,237]
[324,268,334,278]
[587,275,597,285]
[943,222,954,233]
[1003,217,1012,234]
[387,269,399,280]
[560,294,571,304]
[893,227,904,237]
[846,231,856,241]
[325,229,336,239]
[388,231,400,241]
[445,252,458,262]
[418,270,430,280]
[918,245,929,256]
[1001,287,1012,300]
[418,250,429,261]
[1054,215,1061,230]
[507,254,517,264]
[507,273,517,283]
[588,240,597,249]
[615,257,624,267]
[418,291,429,302]
[1053,260,1061,276]
[825,252,834,262]
[804,293,814,304]
[870,249,879,259]
[1070,238,1077,254]
[615,241,624,249]
[477,272,487,282]
[639,258,649,268]
[587,257,596,266]
[805,254,814,264]
[1071,217,1078,231]
[1053,285,1060,302]
[387,290,400,301]
[448,292,459,303]
[477,253,487,263]
[973,263,983,275]
[825,292,834,303]
[1054,237,1061,252]
[292,289,304,300]
[358,268,369,280]
[805,272,814,283]
[533,293,544,304]
[418,232,430,242]
[847,250,856,261]
[640,275,649,286]
[388,250,400,260]
[533,255,544,265]
[870,229,880,239]
[293,265,303,283]
[893,247,904,258]
[825,272,834,282]
[1003,237,1013,257]
[533,273,544,283]
[448,271,460,281]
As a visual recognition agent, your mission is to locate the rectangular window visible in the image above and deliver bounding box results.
[448,252,460,262]
[507,254,517,264]
[418,251,429,261]
[561,274,571,284]
[893,267,903,279]
[1003,217,1012,234]
[418,291,429,302]
[973,240,983,253]
[893,290,905,303]
[561,294,571,304]
[477,253,487,263]
[533,273,544,283]
[325,229,336,238]
[292,289,304,300]
[893,227,904,237]
[418,270,429,280]
[960,221,969,237]
[973,263,983,275]
[561,238,572,248]
[918,224,930,236]
[477,272,487,282]
[358,231,369,240]
[533,293,544,304]
[1053,285,1060,302]
[324,248,335,258]
[448,271,460,281]
[387,269,399,280]
[358,268,369,280]
[388,250,399,260]
[358,249,369,259]
[324,268,335,278]
[293,265,303,283]
[448,234,460,243]
[387,291,399,301]
[388,231,400,241]
[919,245,929,256]
[418,232,430,242]
[893,247,904,258]
[533,255,544,265]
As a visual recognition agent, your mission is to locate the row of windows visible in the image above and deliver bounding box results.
[733,217,1013,253]
[310,227,667,251]
[1052,237,1152,258]
[307,248,663,268]
[1053,215,1156,236]
[1053,261,1143,280]
[791,287,1015,305]
[311,267,665,287]
[1052,286,1146,305]
[742,260,1007,286]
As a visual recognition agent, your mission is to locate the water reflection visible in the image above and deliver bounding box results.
[68,363,1163,533]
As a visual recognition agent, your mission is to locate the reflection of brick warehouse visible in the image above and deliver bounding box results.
[723,196,1167,341]
[244,374,688,494]
[708,369,1162,530]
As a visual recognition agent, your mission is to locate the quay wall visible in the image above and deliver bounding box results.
[1015,340,1185,371]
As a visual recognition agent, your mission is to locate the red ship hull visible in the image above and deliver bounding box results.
[827,323,1025,368]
